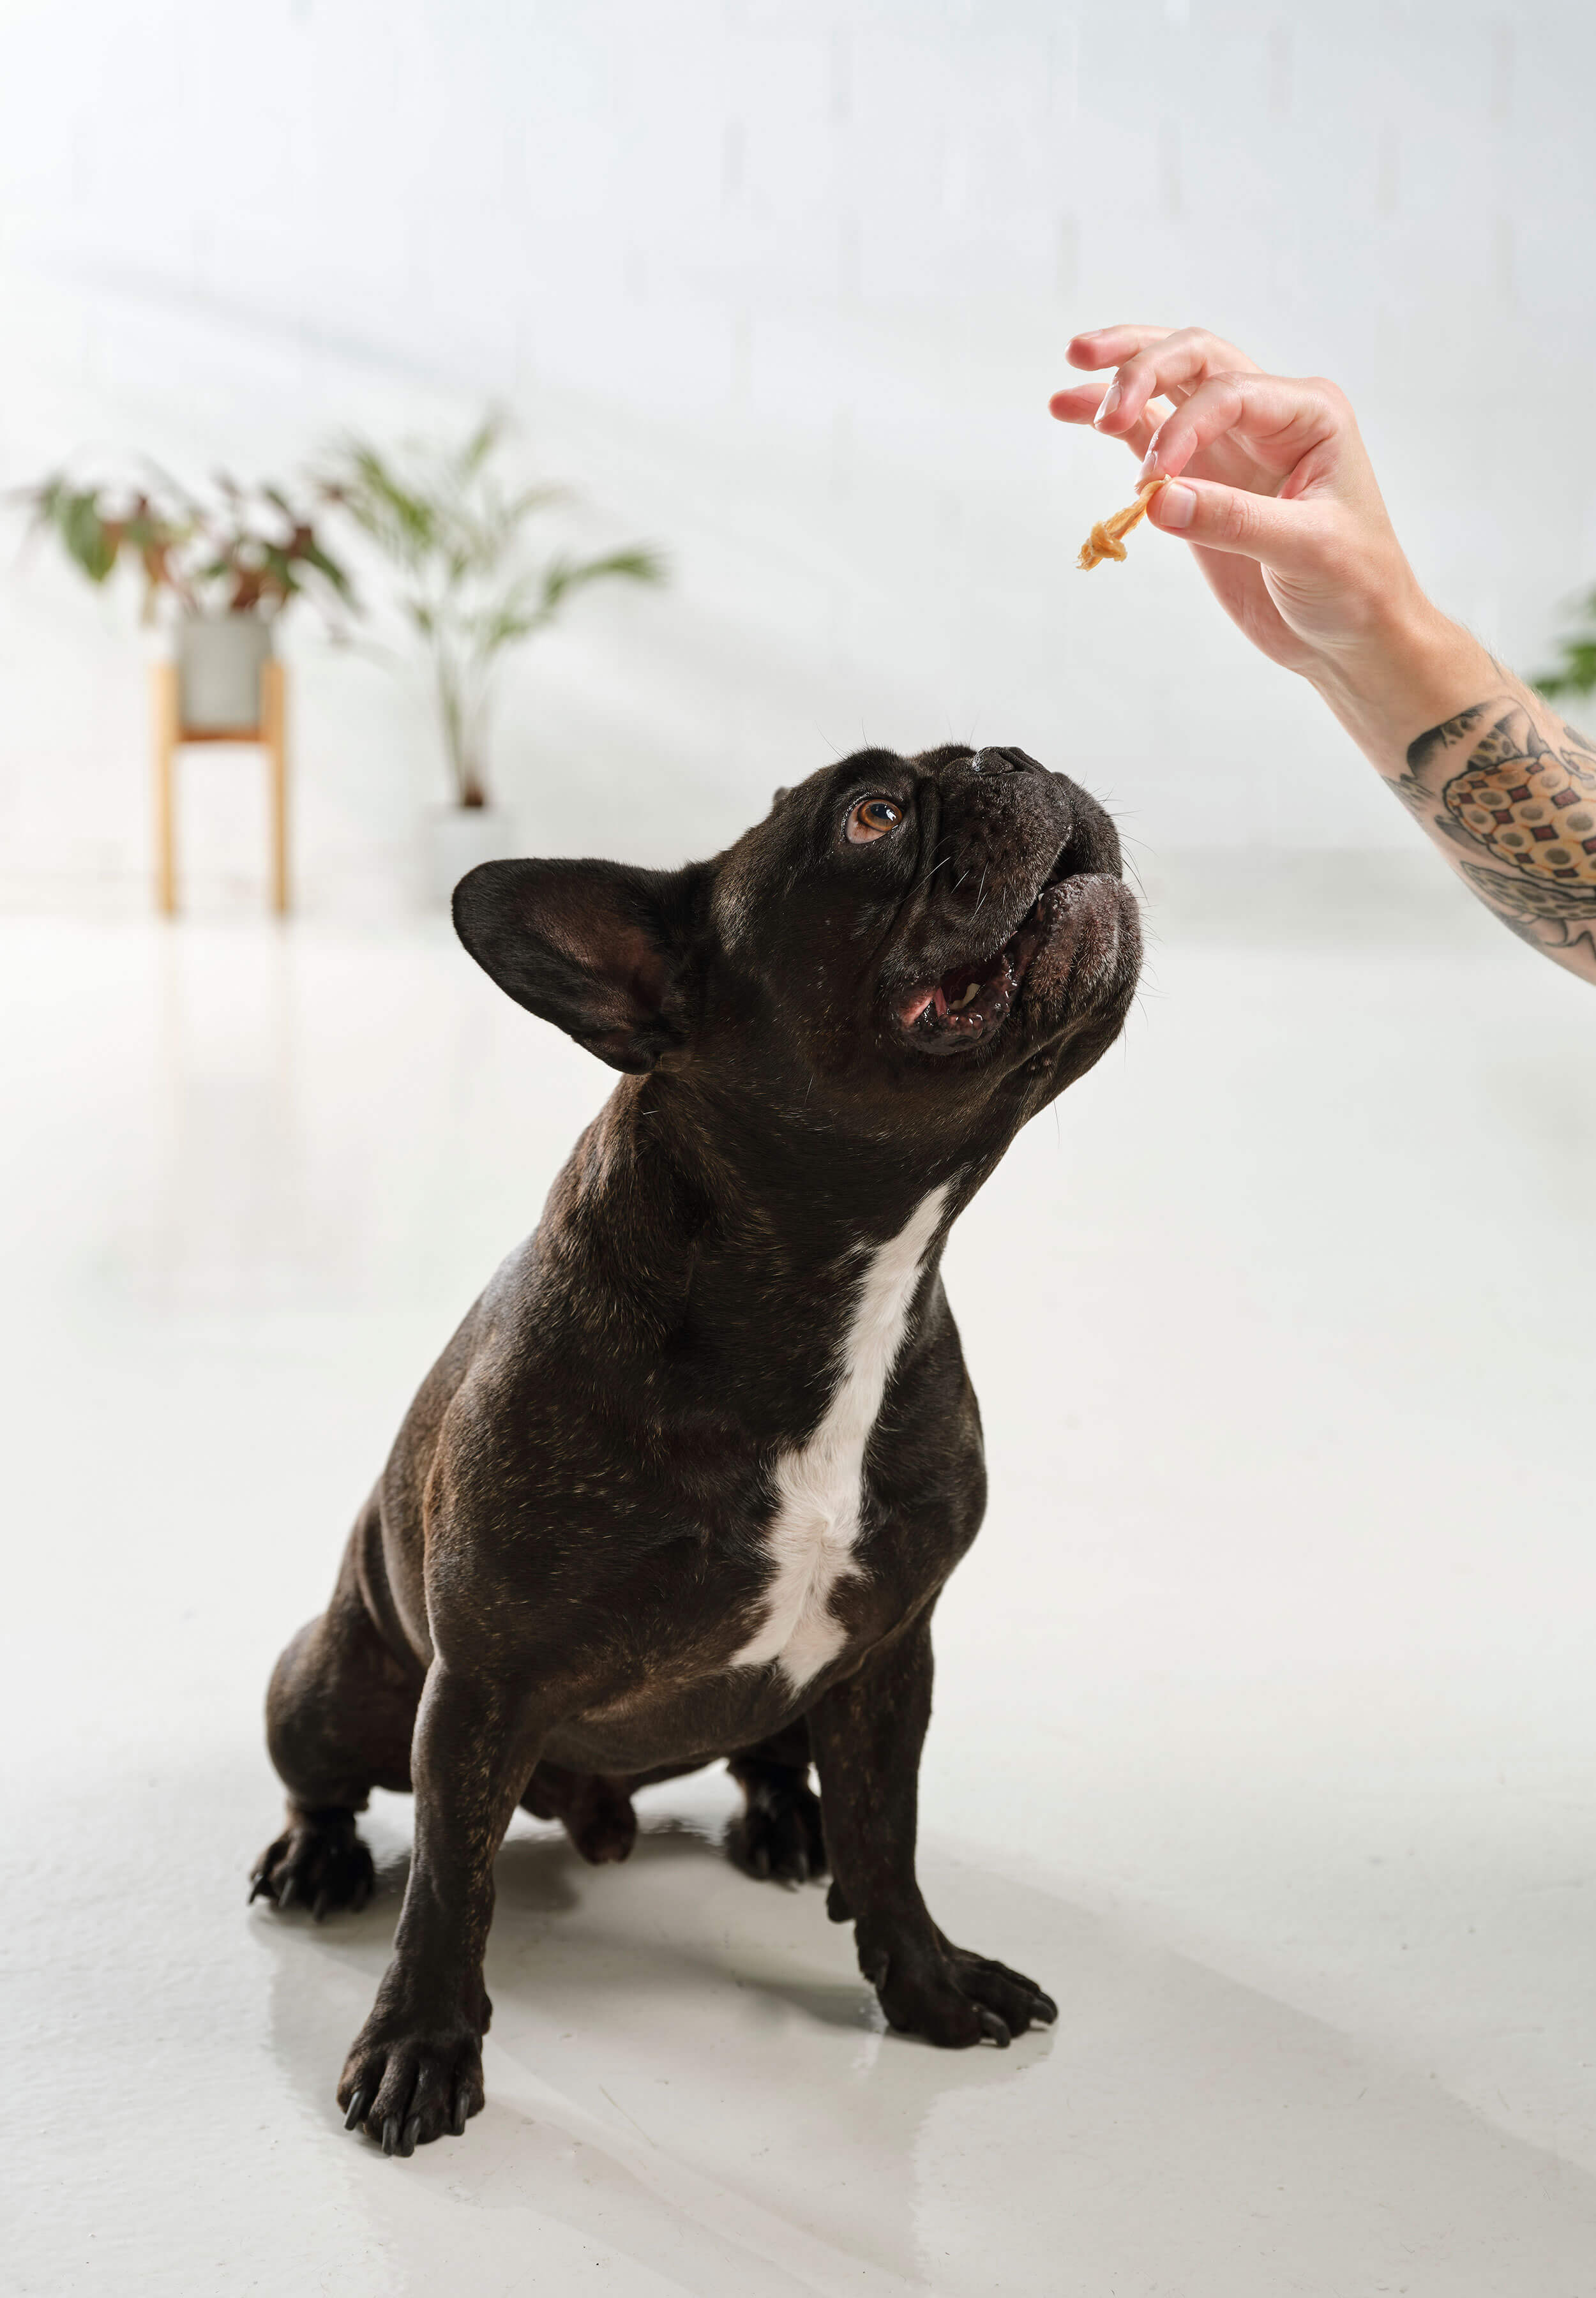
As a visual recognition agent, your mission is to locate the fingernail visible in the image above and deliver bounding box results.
[1137,444,1159,481]
[1157,483,1196,529]
[1093,380,1122,427]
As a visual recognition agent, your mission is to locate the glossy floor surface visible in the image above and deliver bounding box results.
[6,868,1596,2295]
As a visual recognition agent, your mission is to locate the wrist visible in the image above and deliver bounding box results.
[1308,592,1502,758]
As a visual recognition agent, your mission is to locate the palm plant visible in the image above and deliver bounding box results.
[320,417,664,809]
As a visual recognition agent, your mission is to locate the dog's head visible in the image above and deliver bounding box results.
[454,744,1140,1165]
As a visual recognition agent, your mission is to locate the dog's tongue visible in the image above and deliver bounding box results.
[898,982,951,1027]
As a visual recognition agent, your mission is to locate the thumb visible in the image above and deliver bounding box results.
[1148,475,1336,578]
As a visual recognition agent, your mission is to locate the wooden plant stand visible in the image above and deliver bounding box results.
[149,658,289,916]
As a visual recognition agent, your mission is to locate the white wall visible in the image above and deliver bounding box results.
[3,0,1595,909]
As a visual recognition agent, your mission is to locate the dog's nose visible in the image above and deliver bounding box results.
[969,745,1043,776]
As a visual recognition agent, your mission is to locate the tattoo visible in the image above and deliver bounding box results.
[1394,696,1596,965]
[1404,700,1492,779]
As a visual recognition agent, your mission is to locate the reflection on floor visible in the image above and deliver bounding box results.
[6,883,1596,2295]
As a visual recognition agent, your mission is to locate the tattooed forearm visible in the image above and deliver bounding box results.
[1385,694,1596,982]
[1404,701,1496,779]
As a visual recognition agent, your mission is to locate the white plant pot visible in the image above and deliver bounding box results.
[177,612,273,732]
[425,805,520,909]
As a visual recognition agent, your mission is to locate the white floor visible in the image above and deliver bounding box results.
[6,866,1596,2296]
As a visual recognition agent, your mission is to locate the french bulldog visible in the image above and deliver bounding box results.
[252,741,1140,2155]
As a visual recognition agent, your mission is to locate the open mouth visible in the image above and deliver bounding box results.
[895,846,1074,1056]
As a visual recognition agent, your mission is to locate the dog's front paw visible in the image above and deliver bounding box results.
[338,2015,485,2156]
[250,1807,374,1921]
[726,1769,827,1885]
[861,1929,1057,2048]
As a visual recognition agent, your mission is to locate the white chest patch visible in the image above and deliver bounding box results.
[730,1183,950,1690]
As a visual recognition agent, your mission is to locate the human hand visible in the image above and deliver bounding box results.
[1052,327,1596,984]
[1050,324,1440,689]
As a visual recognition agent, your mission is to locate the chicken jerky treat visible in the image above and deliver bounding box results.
[1078,476,1168,571]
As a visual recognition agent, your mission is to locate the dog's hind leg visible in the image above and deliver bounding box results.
[726,1720,828,1884]
[252,1517,422,1921]
[521,1763,638,1864]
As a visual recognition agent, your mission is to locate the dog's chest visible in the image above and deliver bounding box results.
[729,1185,949,1691]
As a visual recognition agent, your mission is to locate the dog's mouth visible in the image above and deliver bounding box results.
[894,845,1076,1056]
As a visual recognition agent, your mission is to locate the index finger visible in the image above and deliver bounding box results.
[1143,372,1344,484]
[1067,322,1261,383]
[1066,324,1175,372]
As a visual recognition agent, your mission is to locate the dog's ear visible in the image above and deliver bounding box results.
[453,858,699,1074]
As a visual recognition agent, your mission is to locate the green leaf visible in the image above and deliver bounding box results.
[1533,587,1596,698]
[540,546,666,615]
[1534,641,1596,699]
[61,492,119,583]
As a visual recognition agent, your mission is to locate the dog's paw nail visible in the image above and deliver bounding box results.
[343,2089,370,2131]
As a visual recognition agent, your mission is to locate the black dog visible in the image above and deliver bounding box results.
[252,742,1140,2155]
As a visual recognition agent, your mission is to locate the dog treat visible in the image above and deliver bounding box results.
[1077,476,1168,571]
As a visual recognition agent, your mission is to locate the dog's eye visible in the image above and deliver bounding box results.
[847,797,903,844]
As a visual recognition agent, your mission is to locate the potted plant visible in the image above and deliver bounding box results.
[319,416,664,899]
[18,470,354,728]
